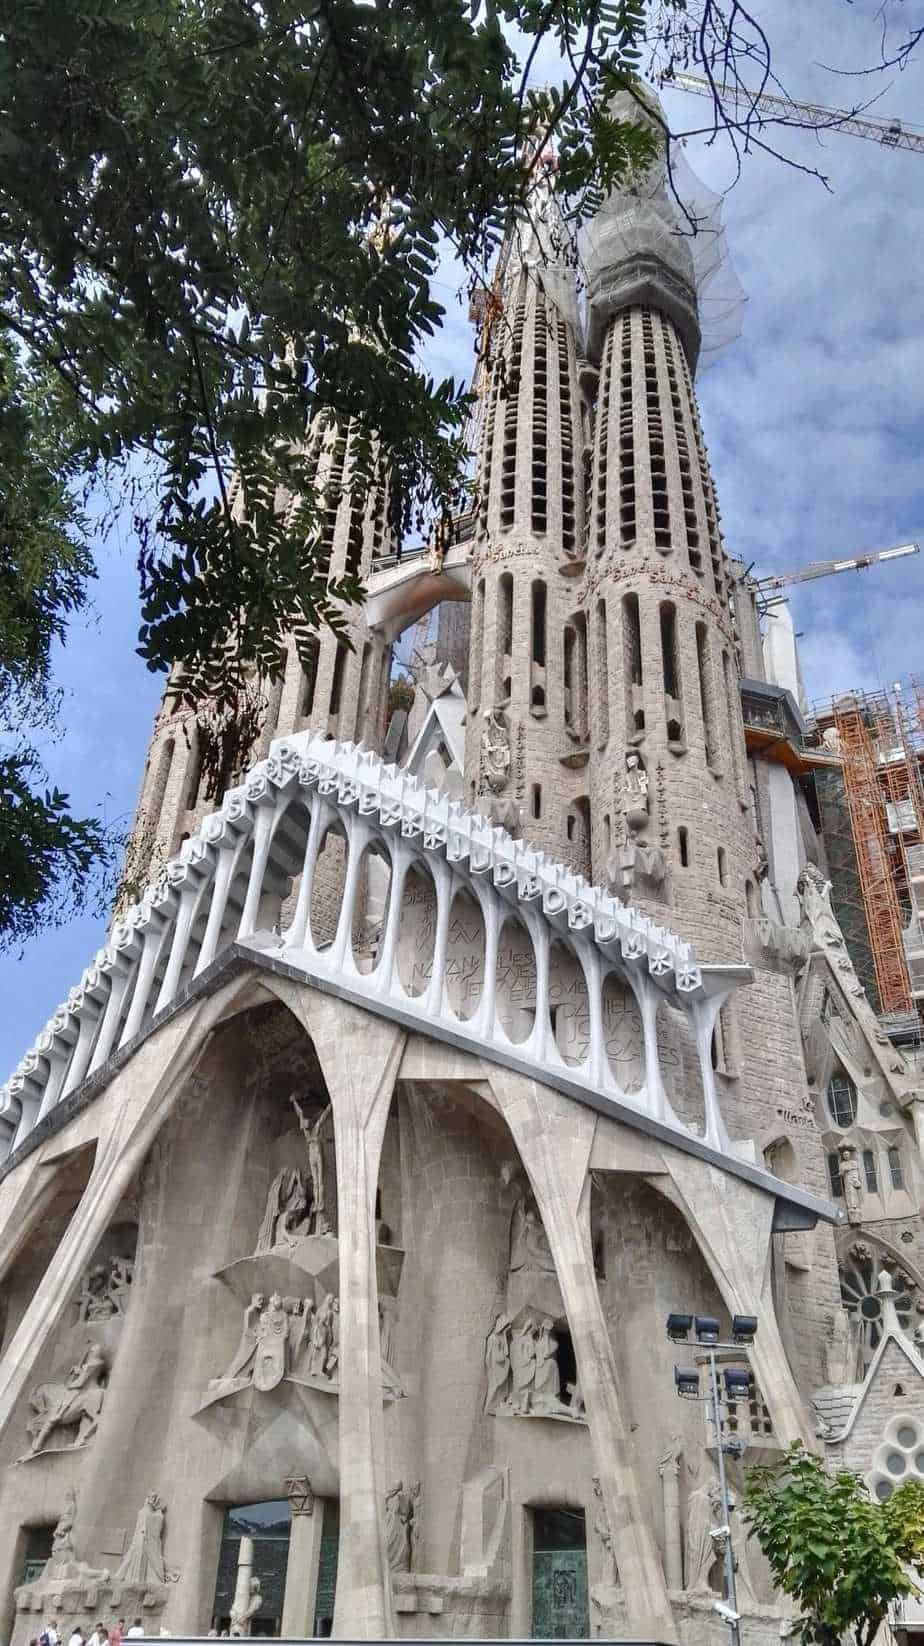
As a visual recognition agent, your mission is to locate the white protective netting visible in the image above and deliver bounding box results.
[577,92,746,370]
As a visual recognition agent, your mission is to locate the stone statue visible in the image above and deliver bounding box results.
[210,1293,264,1389]
[797,863,836,930]
[592,1476,617,1582]
[306,1292,336,1380]
[379,1295,398,1370]
[509,1191,555,1274]
[253,1293,290,1392]
[77,1263,117,1323]
[49,1487,78,1568]
[255,1167,310,1254]
[230,1576,262,1636]
[727,1490,758,1607]
[110,1255,134,1315]
[116,1492,167,1584]
[484,1313,512,1412]
[658,1436,684,1590]
[480,709,511,795]
[25,1341,107,1456]
[292,1097,333,1235]
[839,1147,864,1224]
[684,1470,723,1593]
[510,1318,537,1414]
[623,751,649,832]
[532,1318,562,1412]
[385,1481,418,1572]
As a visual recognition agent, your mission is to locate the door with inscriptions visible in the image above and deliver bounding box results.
[532,1507,589,1638]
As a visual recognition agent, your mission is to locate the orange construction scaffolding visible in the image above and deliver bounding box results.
[814,680,924,1015]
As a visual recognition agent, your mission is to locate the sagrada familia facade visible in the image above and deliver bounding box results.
[1,91,922,1646]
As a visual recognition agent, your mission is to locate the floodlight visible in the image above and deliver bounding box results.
[723,1366,754,1400]
[695,1315,721,1345]
[732,1314,758,1344]
[674,1365,700,1399]
[666,1312,693,1341]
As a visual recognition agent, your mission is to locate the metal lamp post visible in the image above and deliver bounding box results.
[667,1312,759,1646]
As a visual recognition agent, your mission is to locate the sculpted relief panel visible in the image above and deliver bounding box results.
[396,881,645,1087]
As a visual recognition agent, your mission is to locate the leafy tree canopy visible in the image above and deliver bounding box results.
[744,1443,924,1646]
[0,339,116,950]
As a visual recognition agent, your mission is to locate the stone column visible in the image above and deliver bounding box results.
[487,1067,679,1644]
[0,997,226,1445]
[268,980,406,1640]
[281,1484,324,1637]
[658,1151,817,1449]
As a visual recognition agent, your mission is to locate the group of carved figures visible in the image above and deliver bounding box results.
[594,1444,759,1605]
[484,1313,582,1419]
[76,1255,133,1323]
[37,1485,171,1586]
[211,1291,340,1394]
[256,1098,332,1250]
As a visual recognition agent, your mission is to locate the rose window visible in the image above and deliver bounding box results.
[840,1253,914,1368]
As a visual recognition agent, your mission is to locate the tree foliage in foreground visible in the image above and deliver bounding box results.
[0,0,664,709]
[0,341,116,951]
[744,1444,924,1646]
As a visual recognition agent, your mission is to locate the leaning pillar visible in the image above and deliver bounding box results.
[487,1068,679,1644]
[269,981,406,1640]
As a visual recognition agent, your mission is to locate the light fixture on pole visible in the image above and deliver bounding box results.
[667,1311,760,1646]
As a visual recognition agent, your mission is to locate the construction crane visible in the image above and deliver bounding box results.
[667,70,924,157]
[752,540,919,603]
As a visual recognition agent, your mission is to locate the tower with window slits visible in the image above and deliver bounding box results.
[575,94,756,964]
[464,154,594,870]
[126,415,396,886]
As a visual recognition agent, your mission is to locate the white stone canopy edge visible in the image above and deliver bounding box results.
[0,732,816,1210]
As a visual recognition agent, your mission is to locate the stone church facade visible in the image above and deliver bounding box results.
[1,95,922,1646]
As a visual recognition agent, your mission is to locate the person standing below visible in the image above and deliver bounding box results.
[39,1620,59,1646]
[127,1622,145,1639]
[110,1622,126,1646]
[66,1625,85,1646]
[88,1622,107,1646]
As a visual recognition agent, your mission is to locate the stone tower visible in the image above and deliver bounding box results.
[125,416,396,887]
[579,100,754,963]
[464,153,592,869]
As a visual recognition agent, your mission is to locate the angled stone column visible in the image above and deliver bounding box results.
[0,980,247,1448]
[656,1151,816,1449]
[266,979,406,1639]
[486,1065,679,1644]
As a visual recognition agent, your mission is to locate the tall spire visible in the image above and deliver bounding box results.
[465,151,594,869]
[574,89,754,957]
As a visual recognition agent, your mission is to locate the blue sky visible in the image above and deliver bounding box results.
[4,0,924,1073]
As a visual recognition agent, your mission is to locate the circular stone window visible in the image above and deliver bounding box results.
[870,1417,924,1505]
[842,1255,915,1368]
